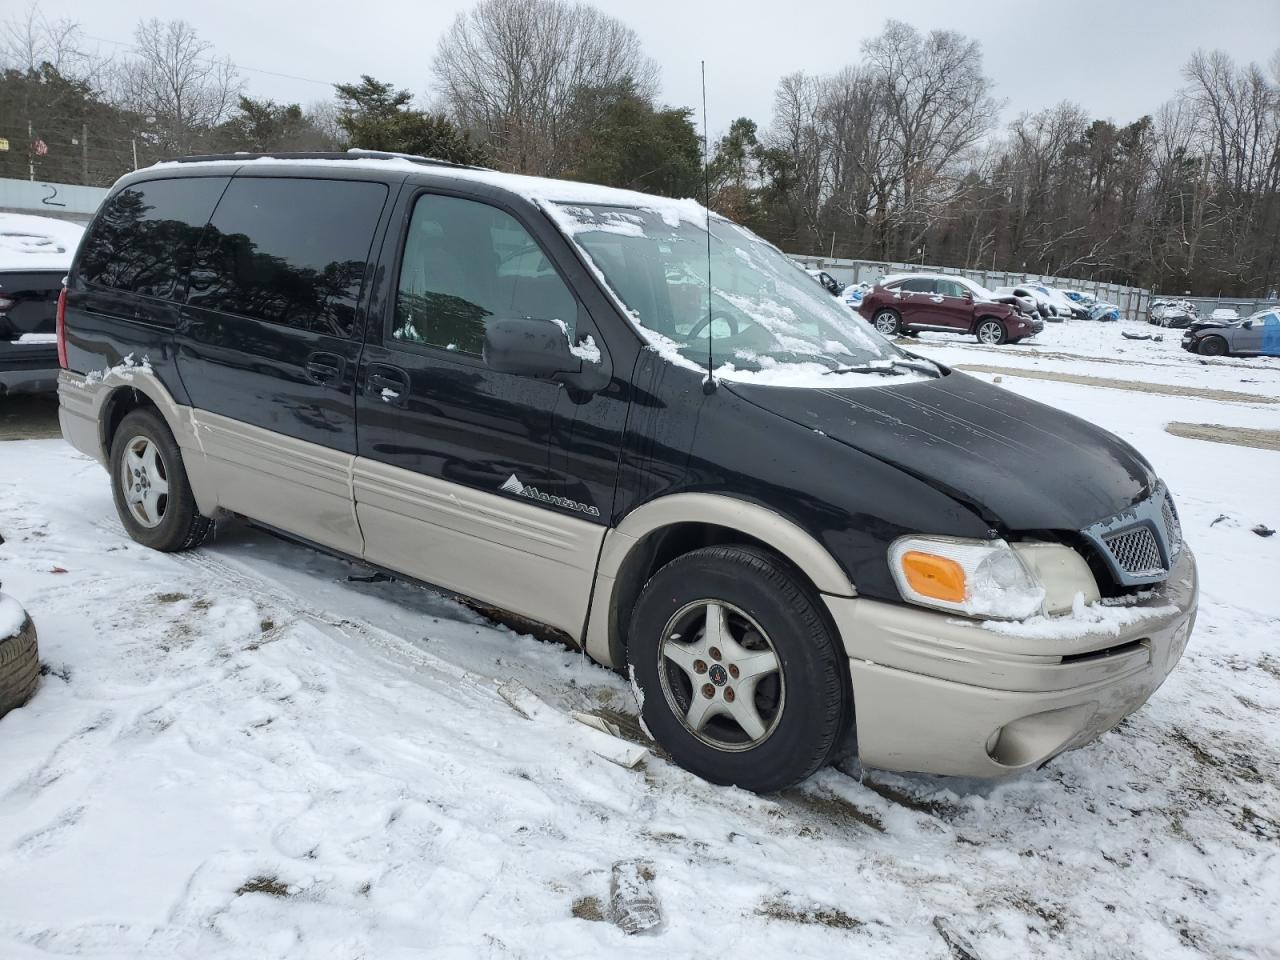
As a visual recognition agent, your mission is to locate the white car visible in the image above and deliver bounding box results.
[992,285,1059,321]
[1033,284,1089,320]
[804,268,843,297]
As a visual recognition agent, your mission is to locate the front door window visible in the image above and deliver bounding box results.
[394,194,578,355]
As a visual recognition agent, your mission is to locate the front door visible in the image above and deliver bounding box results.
[354,189,620,639]
[176,174,392,554]
[933,278,976,332]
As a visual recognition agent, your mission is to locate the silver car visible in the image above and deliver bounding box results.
[1182,309,1280,357]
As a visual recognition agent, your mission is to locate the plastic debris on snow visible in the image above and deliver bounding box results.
[496,679,646,768]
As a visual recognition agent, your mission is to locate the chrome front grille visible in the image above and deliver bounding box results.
[1103,527,1164,577]
[1082,482,1186,587]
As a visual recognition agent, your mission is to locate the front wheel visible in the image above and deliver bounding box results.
[872,310,902,337]
[627,545,850,793]
[1197,336,1228,357]
[976,319,1008,344]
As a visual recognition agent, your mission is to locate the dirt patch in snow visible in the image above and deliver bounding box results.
[570,895,605,922]
[1164,422,1280,450]
[757,894,863,930]
[953,363,1277,403]
[236,875,291,898]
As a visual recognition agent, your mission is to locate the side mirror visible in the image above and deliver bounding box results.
[484,317,580,379]
[1242,320,1253,329]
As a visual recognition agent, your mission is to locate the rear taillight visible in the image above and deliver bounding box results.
[56,287,68,369]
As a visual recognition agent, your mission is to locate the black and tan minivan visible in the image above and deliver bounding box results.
[57,152,1197,792]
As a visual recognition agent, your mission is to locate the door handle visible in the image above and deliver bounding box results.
[305,352,345,386]
[366,365,409,406]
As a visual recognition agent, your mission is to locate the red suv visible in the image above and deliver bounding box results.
[859,273,1042,344]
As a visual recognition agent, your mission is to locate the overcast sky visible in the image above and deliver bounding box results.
[28,0,1280,136]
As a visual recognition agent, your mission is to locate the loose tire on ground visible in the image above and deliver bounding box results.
[109,408,213,552]
[627,545,851,793]
[0,613,39,719]
[1198,336,1228,357]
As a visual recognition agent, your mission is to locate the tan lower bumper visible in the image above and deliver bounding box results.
[825,549,1198,778]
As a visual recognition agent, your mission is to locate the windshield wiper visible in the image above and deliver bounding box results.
[825,358,939,377]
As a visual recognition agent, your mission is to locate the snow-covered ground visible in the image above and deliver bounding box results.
[0,319,1277,959]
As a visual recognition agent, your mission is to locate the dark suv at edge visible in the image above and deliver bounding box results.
[56,152,1196,792]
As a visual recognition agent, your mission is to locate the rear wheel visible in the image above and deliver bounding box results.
[872,310,902,337]
[627,545,850,793]
[1198,336,1228,357]
[976,319,1008,344]
[109,409,213,552]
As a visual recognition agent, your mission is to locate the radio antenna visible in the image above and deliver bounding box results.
[701,59,716,395]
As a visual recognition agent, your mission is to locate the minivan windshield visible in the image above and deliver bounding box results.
[552,204,927,382]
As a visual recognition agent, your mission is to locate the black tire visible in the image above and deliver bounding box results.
[871,309,902,337]
[109,408,213,552]
[0,612,39,720]
[1198,336,1228,357]
[976,318,1008,345]
[627,545,851,793]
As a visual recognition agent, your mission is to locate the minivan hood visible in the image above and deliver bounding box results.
[725,371,1155,531]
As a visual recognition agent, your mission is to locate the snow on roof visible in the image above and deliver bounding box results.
[149,154,711,226]
[0,212,85,272]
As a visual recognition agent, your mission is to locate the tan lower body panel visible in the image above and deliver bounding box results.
[191,410,363,557]
[354,458,603,640]
[59,372,600,639]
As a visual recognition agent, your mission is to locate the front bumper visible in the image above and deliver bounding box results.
[824,548,1198,778]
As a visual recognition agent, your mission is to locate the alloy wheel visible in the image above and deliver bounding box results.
[119,435,169,529]
[978,321,1004,344]
[657,600,785,751]
[874,312,899,335]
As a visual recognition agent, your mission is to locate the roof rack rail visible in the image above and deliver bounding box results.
[167,149,488,171]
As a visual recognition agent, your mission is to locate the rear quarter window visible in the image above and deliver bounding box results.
[76,176,229,300]
[187,177,388,338]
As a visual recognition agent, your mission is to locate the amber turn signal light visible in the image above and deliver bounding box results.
[899,550,966,603]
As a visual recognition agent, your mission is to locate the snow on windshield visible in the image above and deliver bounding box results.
[0,213,84,272]
[549,203,930,386]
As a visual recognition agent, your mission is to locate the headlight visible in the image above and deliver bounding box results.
[889,536,1045,620]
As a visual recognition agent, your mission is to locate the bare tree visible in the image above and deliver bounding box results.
[432,0,658,175]
[0,2,98,79]
[114,19,241,155]
[861,21,1000,257]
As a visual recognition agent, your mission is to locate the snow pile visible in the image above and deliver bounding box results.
[569,335,602,364]
[82,353,153,384]
[980,592,1179,639]
[0,213,84,272]
[0,593,26,640]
